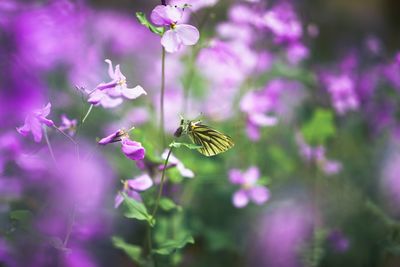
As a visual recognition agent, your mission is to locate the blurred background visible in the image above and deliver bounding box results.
[1,0,400,266]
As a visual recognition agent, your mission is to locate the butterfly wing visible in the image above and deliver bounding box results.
[189,123,234,157]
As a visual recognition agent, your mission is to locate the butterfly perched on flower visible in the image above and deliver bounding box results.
[174,118,234,157]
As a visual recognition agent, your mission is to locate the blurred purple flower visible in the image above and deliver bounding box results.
[322,74,359,115]
[252,201,313,267]
[381,150,400,212]
[307,23,319,38]
[262,2,303,43]
[58,114,77,137]
[88,59,146,108]
[161,150,194,178]
[286,42,309,65]
[296,133,342,175]
[98,129,145,161]
[328,229,350,253]
[170,0,218,12]
[151,5,199,53]
[115,174,153,208]
[228,166,270,208]
[17,103,54,142]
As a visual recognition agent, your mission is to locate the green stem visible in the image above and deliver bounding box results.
[43,126,57,166]
[151,146,173,218]
[82,104,93,124]
[160,48,166,148]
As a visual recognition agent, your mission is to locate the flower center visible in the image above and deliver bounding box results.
[170,22,177,29]
[117,78,126,86]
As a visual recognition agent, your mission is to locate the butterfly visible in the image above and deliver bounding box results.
[174,118,234,157]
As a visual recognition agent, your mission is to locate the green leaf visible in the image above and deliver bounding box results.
[135,12,164,35]
[169,141,202,150]
[159,197,182,212]
[10,210,32,230]
[121,193,155,226]
[301,109,336,145]
[153,235,194,255]
[112,236,143,265]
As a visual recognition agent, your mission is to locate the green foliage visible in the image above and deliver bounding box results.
[301,109,336,145]
[112,236,144,265]
[9,210,32,231]
[153,235,194,255]
[135,12,164,35]
[301,228,328,267]
[121,193,155,226]
[159,197,182,212]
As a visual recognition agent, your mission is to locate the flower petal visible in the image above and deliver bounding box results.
[249,186,270,205]
[30,119,43,143]
[249,113,278,126]
[243,166,260,185]
[105,59,115,79]
[121,139,145,160]
[228,169,245,184]
[39,102,52,117]
[232,189,249,208]
[127,174,153,191]
[175,24,200,45]
[114,193,124,208]
[151,5,182,26]
[122,85,147,100]
[98,129,124,145]
[161,29,181,53]
[100,95,123,108]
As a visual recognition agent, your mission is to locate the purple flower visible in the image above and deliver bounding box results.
[295,133,342,175]
[98,129,128,145]
[151,5,199,53]
[17,103,54,142]
[161,150,194,178]
[328,229,350,253]
[88,59,146,108]
[58,114,77,136]
[121,139,145,161]
[98,129,145,161]
[115,174,153,208]
[286,42,309,65]
[262,2,303,43]
[228,166,270,208]
[251,201,313,267]
[320,73,359,115]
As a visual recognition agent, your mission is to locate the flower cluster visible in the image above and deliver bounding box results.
[228,166,270,208]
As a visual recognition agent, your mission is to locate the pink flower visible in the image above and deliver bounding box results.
[228,166,270,208]
[58,114,77,136]
[98,129,145,161]
[151,5,199,53]
[295,133,342,175]
[161,150,194,178]
[121,139,145,161]
[115,174,153,208]
[88,59,146,108]
[17,103,54,143]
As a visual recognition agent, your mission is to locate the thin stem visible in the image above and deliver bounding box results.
[160,47,166,147]
[53,126,77,145]
[63,204,76,248]
[151,146,173,218]
[43,126,57,166]
[82,104,93,124]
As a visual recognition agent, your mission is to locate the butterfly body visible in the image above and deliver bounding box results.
[175,119,234,157]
